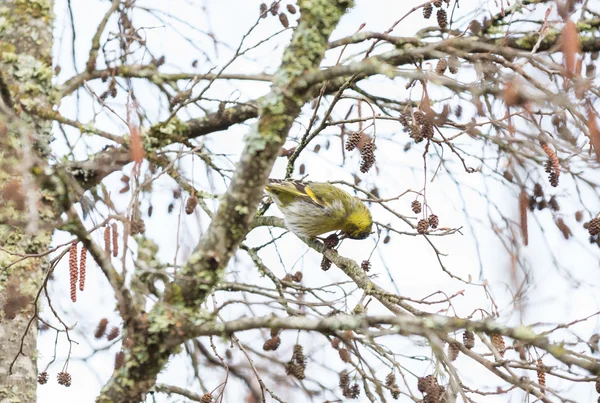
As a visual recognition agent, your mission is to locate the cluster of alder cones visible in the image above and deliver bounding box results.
[411,200,439,234]
[259,1,296,28]
[345,132,376,173]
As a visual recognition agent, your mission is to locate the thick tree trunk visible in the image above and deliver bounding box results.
[0,1,55,402]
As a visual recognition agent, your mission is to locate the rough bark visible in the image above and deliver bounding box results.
[0,1,55,402]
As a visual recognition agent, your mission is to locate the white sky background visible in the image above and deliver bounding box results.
[35,0,600,402]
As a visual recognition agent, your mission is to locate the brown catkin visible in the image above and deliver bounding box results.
[107,326,120,341]
[286,4,297,14]
[491,334,506,358]
[463,330,475,349]
[95,318,109,338]
[114,351,125,369]
[104,225,111,257]
[540,141,560,187]
[537,358,546,388]
[435,58,447,75]
[423,3,433,19]
[111,222,118,257]
[79,246,87,291]
[519,190,528,246]
[339,348,351,363]
[185,195,198,215]
[69,242,78,303]
[278,12,289,28]
[259,3,267,17]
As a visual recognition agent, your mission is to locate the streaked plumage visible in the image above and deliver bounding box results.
[265,179,373,240]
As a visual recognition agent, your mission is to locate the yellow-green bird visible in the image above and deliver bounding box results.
[265,179,373,240]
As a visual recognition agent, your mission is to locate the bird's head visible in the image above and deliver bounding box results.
[341,201,373,240]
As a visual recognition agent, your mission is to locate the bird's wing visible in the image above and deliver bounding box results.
[265,179,325,207]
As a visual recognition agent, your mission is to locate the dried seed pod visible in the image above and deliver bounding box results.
[79,246,87,291]
[435,58,447,74]
[292,271,303,282]
[185,195,198,215]
[463,330,475,349]
[428,214,439,229]
[104,225,111,257]
[38,371,48,385]
[533,183,544,198]
[491,333,506,358]
[339,370,350,390]
[69,242,78,303]
[423,3,433,18]
[575,211,583,222]
[263,336,281,351]
[409,125,424,143]
[436,9,448,29]
[588,217,600,236]
[420,122,434,139]
[320,256,332,271]
[360,141,376,173]
[399,112,411,127]
[331,337,341,349]
[111,222,118,257]
[95,318,109,338]
[345,132,361,151]
[107,326,120,341]
[339,348,351,363]
[130,218,146,234]
[361,260,371,272]
[411,200,422,214]
[413,110,426,125]
[417,375,438,394]
[285,360,305,380]
[57,371,72,387]
[417,219,429,234]
[433,0,443,6]
[200,393,214,403]
[596,378,600,393]
[348,383,360,398]
[286,4,297,14]
[448,341,460,361]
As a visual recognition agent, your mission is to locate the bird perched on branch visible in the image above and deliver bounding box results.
[265,179,373,240]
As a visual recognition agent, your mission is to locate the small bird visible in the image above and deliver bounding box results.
[265,179,373,240]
